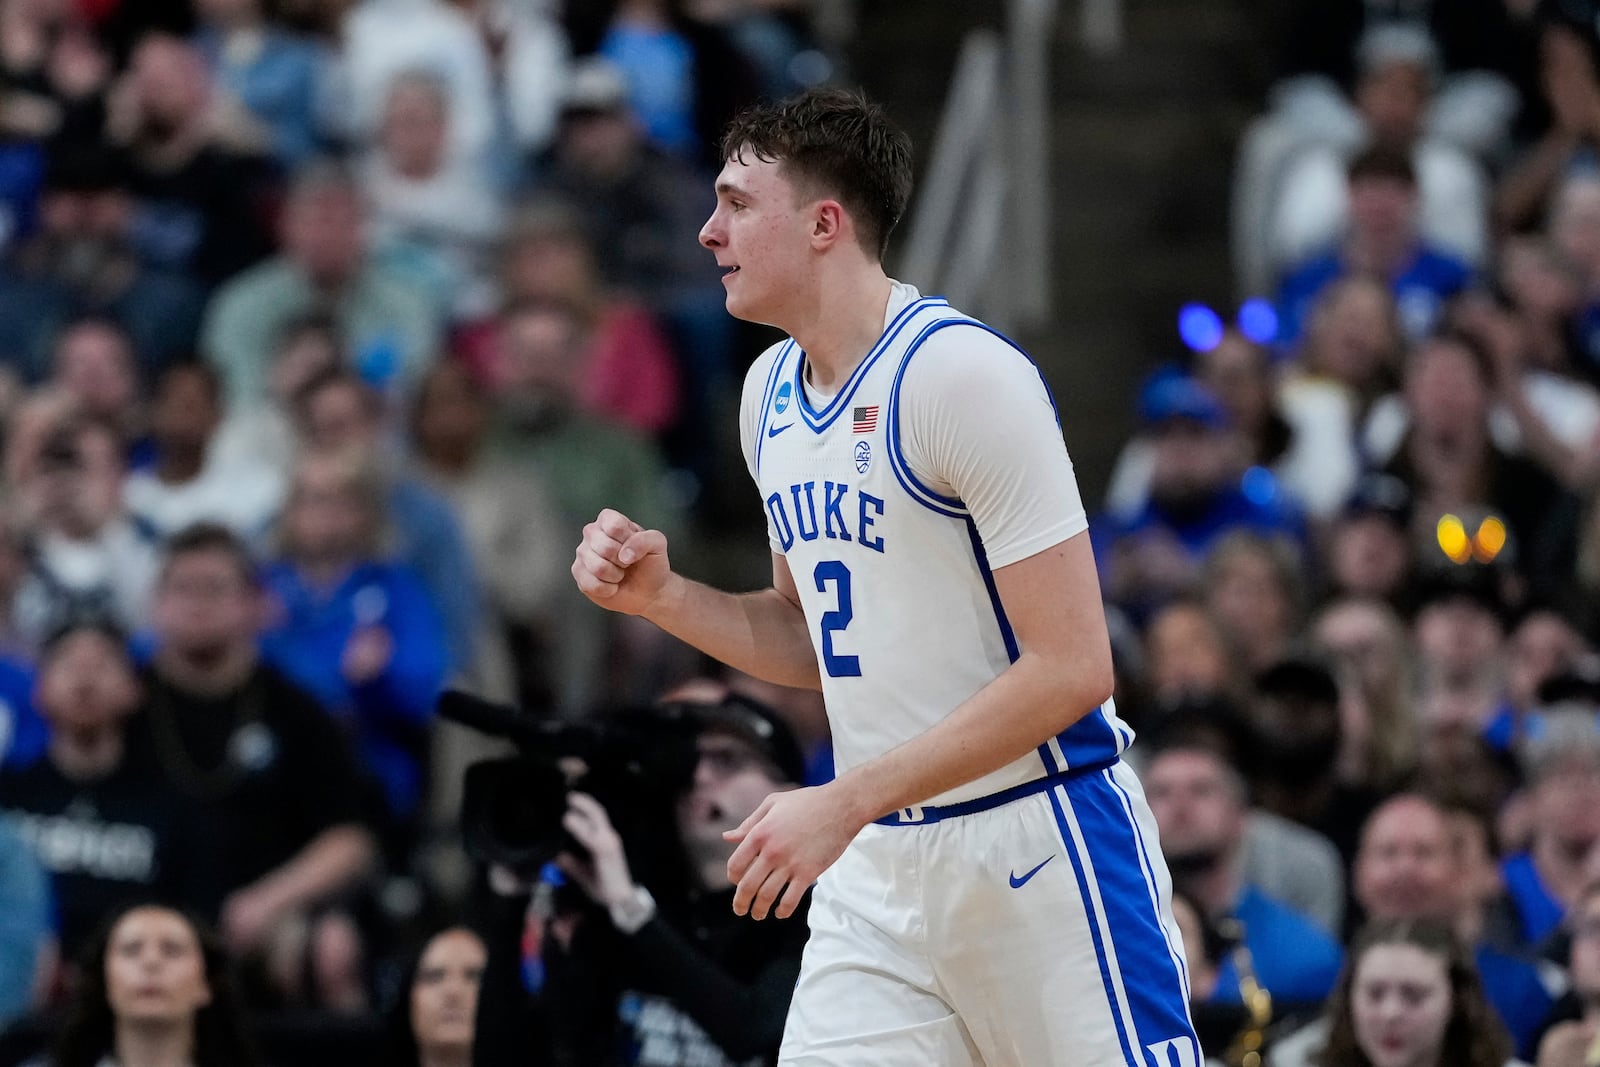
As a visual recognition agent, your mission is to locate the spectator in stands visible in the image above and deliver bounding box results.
[0,145,205,381]
[134,523,378,1012]
[201,161,442,412]
[0,815,51,1028]
[1311,596,1419,793]
[1502,603,1593,736]
[1098,370,1304,621]
[408,359,566,701]
[1534,882,1600,1067]
[46,903,263,1067]
[329,0,499,164]
[485,297,681,713]
[447,0,571,157]
[1207,326,1360,519]
[106,33,278,284]
[1320,475,1416,607]
[1201,531,1306,678]
[1548,174,1600,390]
[523,693,810,1065]
[10,417,160,648]
[1274,919,1518,1067]
[294,366,480,674]
[1284,274,1406,429]
[123,362,285,545]
[1376,333,1577,582]
[1410,565,1513,747]
[44,316,146,451]
[565,0,760,169]
[1247,657,1379,864]
[1502,713,1600,951]
[209,312,343,476]
[489,203,682,438]
[1142,598,1237,709]
[1496,9,1600,235]
[192,0,326,169]
[1277,146,1473,347]
[1273,25,1490,273]
[1143,741,1345,1009]
[361,69,504,321]
[261,449,448,835]
[384,926,486,1067]
[1351,794,1555,1055]
[0,619,219,962]
[529,57,733,448]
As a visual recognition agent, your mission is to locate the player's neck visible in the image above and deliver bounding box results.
[791,267,894,394]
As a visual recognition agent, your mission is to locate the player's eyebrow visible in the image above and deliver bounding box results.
[716,179,753,200]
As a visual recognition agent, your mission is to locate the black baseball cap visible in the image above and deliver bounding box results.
[667,692,808,785]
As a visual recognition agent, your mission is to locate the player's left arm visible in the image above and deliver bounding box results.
[726,328,1114,921]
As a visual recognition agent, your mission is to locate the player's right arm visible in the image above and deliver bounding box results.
[573,510,821,691]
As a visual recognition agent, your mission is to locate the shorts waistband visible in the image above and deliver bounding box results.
[872,757,1119,826]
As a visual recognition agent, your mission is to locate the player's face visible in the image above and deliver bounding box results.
[699,152,817,327]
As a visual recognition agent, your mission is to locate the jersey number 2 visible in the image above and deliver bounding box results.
[813,561,861,677]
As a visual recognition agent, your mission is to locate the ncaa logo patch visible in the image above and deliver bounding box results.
[774,381,793,414]
[854,440,872,474]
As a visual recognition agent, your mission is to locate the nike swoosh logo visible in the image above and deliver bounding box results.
[1009,856,1054,888]
[766,422,793,438]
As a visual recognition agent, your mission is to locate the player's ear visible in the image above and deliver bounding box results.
[811,199,847,249]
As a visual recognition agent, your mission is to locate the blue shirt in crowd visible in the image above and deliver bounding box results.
[1210,885,1344,1010]
[0,658,44,771]
[1501,852,1567,949]
[260,560,447,821]
[1276,245,1472,349]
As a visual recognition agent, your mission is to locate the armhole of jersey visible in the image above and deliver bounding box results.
[753,340,795,480]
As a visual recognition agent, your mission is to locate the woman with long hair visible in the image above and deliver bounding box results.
[1315,919,1522,1067]
[48,903,261,1067]
[384,926,487,1067]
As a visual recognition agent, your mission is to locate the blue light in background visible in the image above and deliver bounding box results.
[1238,298,1279,345]
[1240,465,1278,506]
[1178,303,1225,353]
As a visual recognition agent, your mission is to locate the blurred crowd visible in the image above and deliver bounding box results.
[0,0,841,1062]
[13,0,1600,1065]
[1099,1,1600,1064]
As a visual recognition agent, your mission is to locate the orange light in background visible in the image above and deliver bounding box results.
[1437,514,1471,564]
[1473,516,1507,563]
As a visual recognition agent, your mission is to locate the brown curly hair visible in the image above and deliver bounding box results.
[1314,919,1511,1067]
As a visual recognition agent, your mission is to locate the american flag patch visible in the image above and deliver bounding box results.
[852,405,879,433]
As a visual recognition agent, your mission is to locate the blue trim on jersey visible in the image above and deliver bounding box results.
[1049,785,1139,1064]
[963,518,1019,663]
[753,340,796,478]
[1104,769,1192,999]
[1052,777,1200,1064]
[872,756,1117,825]
[884,318,977,517]
[795,297,947,432]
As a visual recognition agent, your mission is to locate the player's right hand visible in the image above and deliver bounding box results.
[572,508,673,617]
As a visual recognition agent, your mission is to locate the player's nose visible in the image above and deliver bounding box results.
[699,212,723,249]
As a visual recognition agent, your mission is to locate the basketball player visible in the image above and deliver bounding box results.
[572,89,1198,1066]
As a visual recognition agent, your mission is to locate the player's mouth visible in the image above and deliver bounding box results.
[722,266,740,281]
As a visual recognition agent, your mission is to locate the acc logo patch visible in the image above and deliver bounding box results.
[854,440,872,474]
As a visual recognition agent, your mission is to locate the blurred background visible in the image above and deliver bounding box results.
[2,0,1600,1065]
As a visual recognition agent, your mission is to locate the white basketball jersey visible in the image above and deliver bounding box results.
[740,284,1132,805]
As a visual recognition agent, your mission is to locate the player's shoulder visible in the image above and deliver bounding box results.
[896,313,1039,394]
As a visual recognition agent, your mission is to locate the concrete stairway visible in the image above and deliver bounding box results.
[852,0,1284,503]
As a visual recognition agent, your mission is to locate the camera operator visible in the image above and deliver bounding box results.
[475,689,810,1067]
